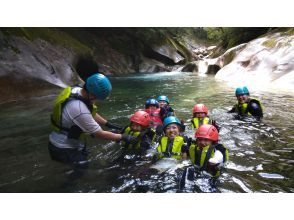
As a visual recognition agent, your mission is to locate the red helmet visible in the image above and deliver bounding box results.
[130,110,150,127]
[195,124,219,142]
[193,104,208,115]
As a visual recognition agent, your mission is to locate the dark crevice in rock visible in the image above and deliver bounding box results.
[142,45,176,65]
[181,62,198,72]
[74,55,100,81]
[206,65,221,75]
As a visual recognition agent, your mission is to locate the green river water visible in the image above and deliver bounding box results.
[0,72,293,192]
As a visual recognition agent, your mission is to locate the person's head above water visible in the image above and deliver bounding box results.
[145,98,159,110]
[130,110,151,132]
[195,124,219,148]
[157,95,170,108]
[193,104,208,119]
[84,73,112,101]
[163,116,182,139]
[235,86,250,104]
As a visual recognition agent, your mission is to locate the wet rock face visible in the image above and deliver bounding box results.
[206,65,221,75]
[0,28,207,102]
[215,32,294,92]
[181,62,198,72]
[0,35,81,88]
[0,34,85,102]
[151,44,184,64]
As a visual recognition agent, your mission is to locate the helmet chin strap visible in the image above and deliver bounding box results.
[83,89,95,103]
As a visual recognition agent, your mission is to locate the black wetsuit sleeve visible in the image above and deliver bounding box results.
[140,128,155,151]
[181,136,191,154]
[121,126,128,134]
[181,144,189,154]
[247,101,263,118]
[160,106,175,120]
[211,119,220,132]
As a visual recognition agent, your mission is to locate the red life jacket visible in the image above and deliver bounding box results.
[144,108,163,127]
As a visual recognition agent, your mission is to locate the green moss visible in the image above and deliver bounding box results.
[262,39,277,48]
[223,51,235,66]
[10,45,21,54]
[1,27,91,54]
[166,37,193,63]
[285,28,294,36]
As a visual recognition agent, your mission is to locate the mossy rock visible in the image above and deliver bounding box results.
[262,39,277,48]
[1,28,91,54]
[285,28,294,35]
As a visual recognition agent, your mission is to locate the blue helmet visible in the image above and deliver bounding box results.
[163,116,181,129]
[157,95,170,104]
[235,86,249,96]
[145,98,159,108]
[86,73,112,100]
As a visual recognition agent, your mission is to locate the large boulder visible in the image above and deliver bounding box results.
[215,30,294,92]
[0,33,85,102]
[0,35,81,88]
[139,57,171,73]
[181,61,198,72]
[151,44,184,64]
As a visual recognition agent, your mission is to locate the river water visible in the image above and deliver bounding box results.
[0,72,293,192]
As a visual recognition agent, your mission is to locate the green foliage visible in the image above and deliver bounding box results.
[1,27,91,54]
[203,27,271,48]
[122,27,200,44]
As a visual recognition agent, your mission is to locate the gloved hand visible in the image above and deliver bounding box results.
[121,134,139,145]
[207,162,220,175]
[105,121,123,131]
[211,120,220,132]
[183,136,192,146]
[180,119,186,132]
[143,127,156,139]
[155,125,164,136]
[160,106,174,119]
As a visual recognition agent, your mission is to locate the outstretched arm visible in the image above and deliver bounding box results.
[94,113,107,125]
[227,106,236,113]
[94,129,122,141]
[94,113,123,130]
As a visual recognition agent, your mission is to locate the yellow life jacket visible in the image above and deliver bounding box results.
[157,136,184,160]
[122,126,142,150]
[50,86,97,139]
[191,117,210,129]
[189,143,229,176]
[235,102,249,116]
[234,98,262,116]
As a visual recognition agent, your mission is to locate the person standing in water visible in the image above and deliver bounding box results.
[186,124,229,177]
[144,98,163,129]
[157,95,175,121]
[191,103,219,131]
[228,86,263,120]
[121,110,156,155]
[156,116,189,160]
[49,73,138,167]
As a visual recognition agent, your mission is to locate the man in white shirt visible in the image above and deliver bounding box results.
[49,73,137,167]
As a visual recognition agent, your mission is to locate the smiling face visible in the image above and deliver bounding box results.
[165,123,180,139]
[130,122,143,132]
[236,94,249,104]
[197,138,213,148]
